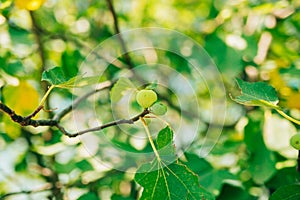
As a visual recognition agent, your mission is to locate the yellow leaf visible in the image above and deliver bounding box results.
[287,93,300,110]
[2,81,39,138]
[3,115,21,139]
[3,81,39,116]
[269,68,286,90]
[15,0,46,11]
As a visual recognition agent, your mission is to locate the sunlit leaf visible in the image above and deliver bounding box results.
[2,115,21,138]
[41,67,100,88]
[231,78,279,108]
[110,77,136,103]
[15,0,46,11]
[3,81,39,116]
[135,127,214,200]
[2,81,39,138]
[156,126,176,162]
[42,67,70,86]
[57,76,100,88]
[287,92,300,110]
[135,161,214,200]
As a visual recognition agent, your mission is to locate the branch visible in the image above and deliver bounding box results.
[0,82,150,138]
[29,11,48,91]
[0,102,57,127]
[56,109,150,137]
[105,0,134,69]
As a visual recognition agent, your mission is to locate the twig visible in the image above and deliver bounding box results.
[29,11,45,73]
[24,105,44,120]
[0,102,57,127]
[105,0,134,69]
[0,81,111,128]
[29,11,47,91]
[0,94,150,138]
[56,109,150,137]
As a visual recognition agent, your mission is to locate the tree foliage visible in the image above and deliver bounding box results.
[0,0,300,199]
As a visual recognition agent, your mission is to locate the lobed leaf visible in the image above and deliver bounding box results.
[2,81,39,138]
[42,67,69,86]
[42,67,100,88]
[231,78,279,108]
[135,161,214,200]
[110,77,136,103]
[135,126,214,200]
[156,126,176,162]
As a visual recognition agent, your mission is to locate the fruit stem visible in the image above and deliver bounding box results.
[150,115,171,127]
[140,117,161,162]
[39,85,55,108]
[275,109,300,126]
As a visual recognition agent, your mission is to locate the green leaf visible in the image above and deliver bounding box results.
[204,34,243,76]
[110,77,136,103]
[270,184,300,200]
[183,153,237,196]
[75,160,94,171]
[199,169,237,196]
[111,194,134,200]
[42,67,70,86]
[9,26,33,46]
[42,67,100,88]
[61,50,80,78]
[266,167,300,190]
[78,192,99,200]
[135,161,214,200]
[156,126,176,162]
[183,153,212,174]
[63,76,101,88]
[145,81,158,90]
[54,160,77,174]
[231,78,279,108]
[135,127,214,199]
[244,118,276,184]
[217,184,256,200]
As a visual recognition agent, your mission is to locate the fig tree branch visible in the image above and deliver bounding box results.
[0,82,150,138]
[0,102,57,126]
[56,109,150,137]
[29,11,48,94]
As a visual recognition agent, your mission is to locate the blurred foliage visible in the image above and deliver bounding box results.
[0,0,300,199]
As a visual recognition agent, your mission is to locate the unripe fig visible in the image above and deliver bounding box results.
[151,102,167,116]
[290,134,300,150]
[136,89,157,109]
